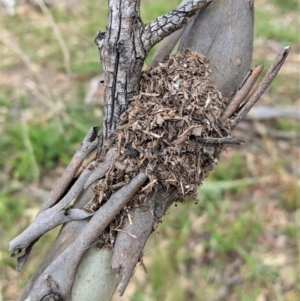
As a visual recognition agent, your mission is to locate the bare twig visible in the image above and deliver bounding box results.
[8,127,101,272]
[112,187,178,296]
[14,2,290,301]
[40,126,99,212]
[9,163,96,272]
[9,143,117,272]
[149,0,194,68]
[231,47,290,129]
[221,65,264,121]
[74,152,97,178]
[196,137,244,145]
[142,0,211,52]
[25,173,147,301]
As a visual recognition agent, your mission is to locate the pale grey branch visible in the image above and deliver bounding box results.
[142,0,211,52]
[150,0,194,67]
[9,164,96,271]
[25,173,147,301]
[39,126,99,212]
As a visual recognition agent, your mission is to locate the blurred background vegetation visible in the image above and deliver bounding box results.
[0,0,299,300]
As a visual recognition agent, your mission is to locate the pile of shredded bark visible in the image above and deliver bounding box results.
[85,49,233,246]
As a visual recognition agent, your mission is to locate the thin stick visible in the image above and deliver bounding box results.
[9,164,96,271]
[74,152,97,178]
[231,47,290,130]
[149,0,193,68]
[40,126,99,212]
[221,65,264,121]
[196,137,244,145]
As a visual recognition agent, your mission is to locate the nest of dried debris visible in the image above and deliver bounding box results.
[85,49,236,246]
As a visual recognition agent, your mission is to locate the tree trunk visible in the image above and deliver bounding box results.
[179,0,254,99]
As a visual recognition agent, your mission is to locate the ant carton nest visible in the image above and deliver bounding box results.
[85,49,238,243]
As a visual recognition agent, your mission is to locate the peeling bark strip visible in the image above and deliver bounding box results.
[95,0,211,138]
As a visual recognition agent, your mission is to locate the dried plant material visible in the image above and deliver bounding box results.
[84,49,240,247]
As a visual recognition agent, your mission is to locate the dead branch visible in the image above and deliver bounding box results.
[142,0,211,53]
[11,2,291,301]
[149,0,195,68]
[231,46,291,129]
[221,65,264,121]
[39,126,99,212]
[9,163,96,271]
[24,173,147,301]
[9,148,115,272]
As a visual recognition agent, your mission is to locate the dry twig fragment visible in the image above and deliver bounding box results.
[221,65,264,121]
[231,47,290,129]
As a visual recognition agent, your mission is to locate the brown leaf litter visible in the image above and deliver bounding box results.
[84,49,241,247]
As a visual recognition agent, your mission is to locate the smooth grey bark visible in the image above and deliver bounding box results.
[179,0,254,99]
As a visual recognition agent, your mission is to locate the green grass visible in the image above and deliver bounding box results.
[274,0,299,11]
[0,1,299,301]
[254,2,300,44]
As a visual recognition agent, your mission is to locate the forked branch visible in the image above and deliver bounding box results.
[22,173,147,301]
[221,65,264,121]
